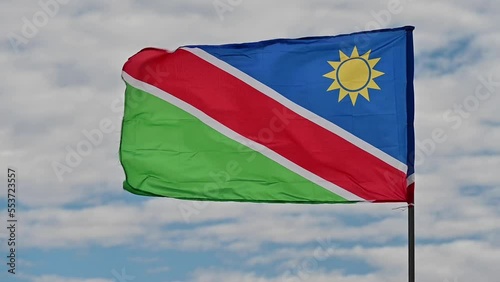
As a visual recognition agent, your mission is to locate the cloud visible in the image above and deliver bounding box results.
[146,266,170,274]
[29,275,113,282]
[191,240,500,282]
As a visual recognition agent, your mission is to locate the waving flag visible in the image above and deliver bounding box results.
[120,26,415,203]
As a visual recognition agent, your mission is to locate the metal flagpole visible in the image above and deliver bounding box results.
[408,203,415,282]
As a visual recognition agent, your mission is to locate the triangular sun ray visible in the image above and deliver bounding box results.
[323,70,336,79]
[349,92,358,105]
[338,89,349,102]
[339,50,349,61]
[359,88,370,101]
[368,57,381,68]
[327,61,341,69]
[367,80,381,90]
[371,69,384,79]
[327,80,340,91]
[350,46,359,58]
[361,50,371,60]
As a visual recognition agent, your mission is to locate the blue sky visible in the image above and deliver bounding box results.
[0,0,499,281]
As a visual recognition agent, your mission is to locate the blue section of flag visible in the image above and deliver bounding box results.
[189,27,414,173]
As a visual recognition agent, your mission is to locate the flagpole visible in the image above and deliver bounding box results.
[408,203,415,282]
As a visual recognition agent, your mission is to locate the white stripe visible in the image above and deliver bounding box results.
[122,71,364,202]
[407,173,415,186]
[182,47,408,173]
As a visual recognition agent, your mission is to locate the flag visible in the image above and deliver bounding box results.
[120,26,415,204]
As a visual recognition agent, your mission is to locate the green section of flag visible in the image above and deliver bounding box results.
[120,84,348,203]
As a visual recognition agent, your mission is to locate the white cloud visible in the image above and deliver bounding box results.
[191,240,500,282]
[29,275,113,282]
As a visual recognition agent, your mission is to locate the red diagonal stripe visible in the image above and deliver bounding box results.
[123,48,408,202]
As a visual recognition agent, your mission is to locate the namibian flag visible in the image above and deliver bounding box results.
[120,26,415,204]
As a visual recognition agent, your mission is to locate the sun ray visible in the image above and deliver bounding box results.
[328,80,340,91]
[338,89,349,102]
[367,80,381,90]
[339,50,349,61]
[324,46,384,106]
[323,70,336,79]
[349,92,358,105]
[371,69,384,79]
[350,46,359,58]
[327,61,341,69]
[359,88,370,101]
[368,57,381,68]
[361,50,371,60]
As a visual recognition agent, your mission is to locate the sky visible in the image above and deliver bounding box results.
[0,0,499,281]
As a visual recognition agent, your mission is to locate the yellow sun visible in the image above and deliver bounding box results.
[323,46,384,105]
